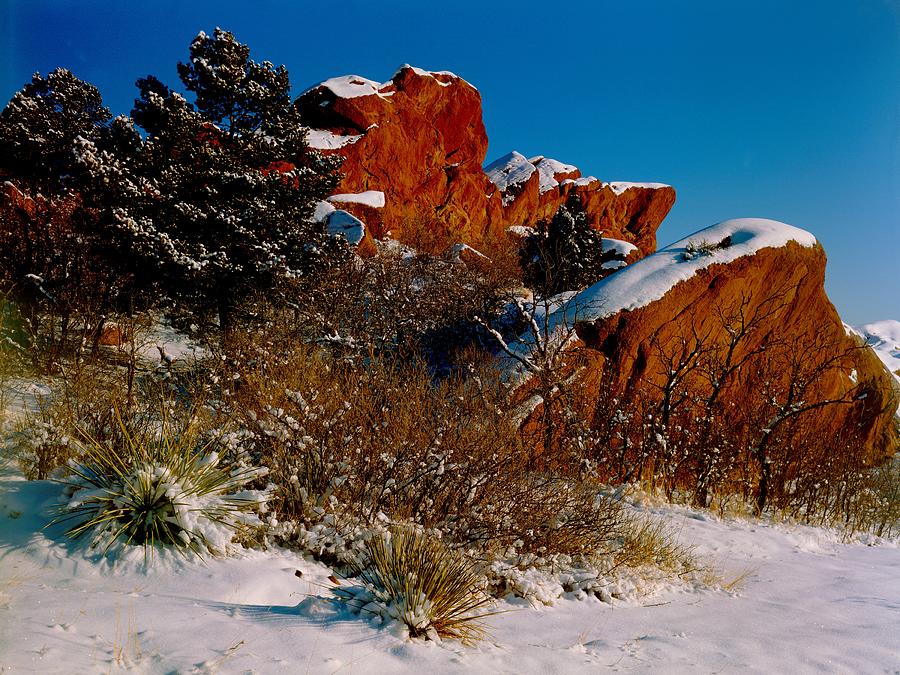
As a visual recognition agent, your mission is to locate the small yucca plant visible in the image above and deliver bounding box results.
[334,527,495,644]
[53,407,263,558]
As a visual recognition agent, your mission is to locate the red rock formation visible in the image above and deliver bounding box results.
[297,67,674,256]
[514,219,897,465]
[298,66,502,246]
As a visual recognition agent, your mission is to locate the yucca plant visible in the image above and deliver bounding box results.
[334,527,496,644]
[53,406,263,558]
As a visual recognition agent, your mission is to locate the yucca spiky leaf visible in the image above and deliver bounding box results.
[51,405,262,560]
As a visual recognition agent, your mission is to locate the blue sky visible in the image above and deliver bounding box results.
[2,0,897,324]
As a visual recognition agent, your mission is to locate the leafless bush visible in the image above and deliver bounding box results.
[271,237,519,371]
[217,341,640,563]
[12,356,192,479]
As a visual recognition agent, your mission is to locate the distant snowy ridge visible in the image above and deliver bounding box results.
[604,181,671,195]
[855,320,900,382]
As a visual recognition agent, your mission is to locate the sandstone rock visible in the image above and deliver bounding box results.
[298,66,500,247]
[98,323,125,347]
[512,219,897,463]
[298,67,674,256]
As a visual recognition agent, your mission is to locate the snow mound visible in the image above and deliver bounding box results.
[485,151,536,194]
[313,200,336,223]
[306,129,363,150]
[529,156,579,194]
[601,238,638,258]
[856,320,900,381]
[2,464,899,673]
[505,219,817,376]
[328,191,386,209]
[604,181,671,195]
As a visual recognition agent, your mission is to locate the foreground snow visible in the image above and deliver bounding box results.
[1,460,897,673]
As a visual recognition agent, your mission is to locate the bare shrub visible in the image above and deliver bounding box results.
[278,238,518,370]
[613,515,697,575]
[680,235,732,261]
[219,340,642,567]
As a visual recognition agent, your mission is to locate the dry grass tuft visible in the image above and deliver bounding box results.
[334,526,496,644]
[613,516,698,576]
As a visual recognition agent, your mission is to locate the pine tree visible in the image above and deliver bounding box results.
[519,197,608,296]
[0,69,112,193]
[0,69,146,353]
[116,28,346,338]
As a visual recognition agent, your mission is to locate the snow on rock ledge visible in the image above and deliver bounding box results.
[601,237,639,258]
[531,156,579,194]
[485,151,536,195]
[506,219,820,380]
[509,218,898,460]
[305,129,363,150]
[328,191,386,209]
[567,218,817,324]
[315,75,387,99]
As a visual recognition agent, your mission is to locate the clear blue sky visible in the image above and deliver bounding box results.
[2,0,897,324]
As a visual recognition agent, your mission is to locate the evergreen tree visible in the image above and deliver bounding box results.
[519,197,608,296]
[114,28,346,338]
[0,69,112,192]
[0,69,147,352]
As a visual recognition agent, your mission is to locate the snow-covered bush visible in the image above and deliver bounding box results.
[13,362,137,479]
[333,526,494,643]
[222,343,653,572]
[14,416,75,480]
[680,235,732,261]
[54,406,266,557]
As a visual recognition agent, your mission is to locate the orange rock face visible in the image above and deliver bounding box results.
[298,66,501,246]
[520,239,897,464]
[297,67,674,255]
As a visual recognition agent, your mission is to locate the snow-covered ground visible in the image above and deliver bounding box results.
[1,456,898,673]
